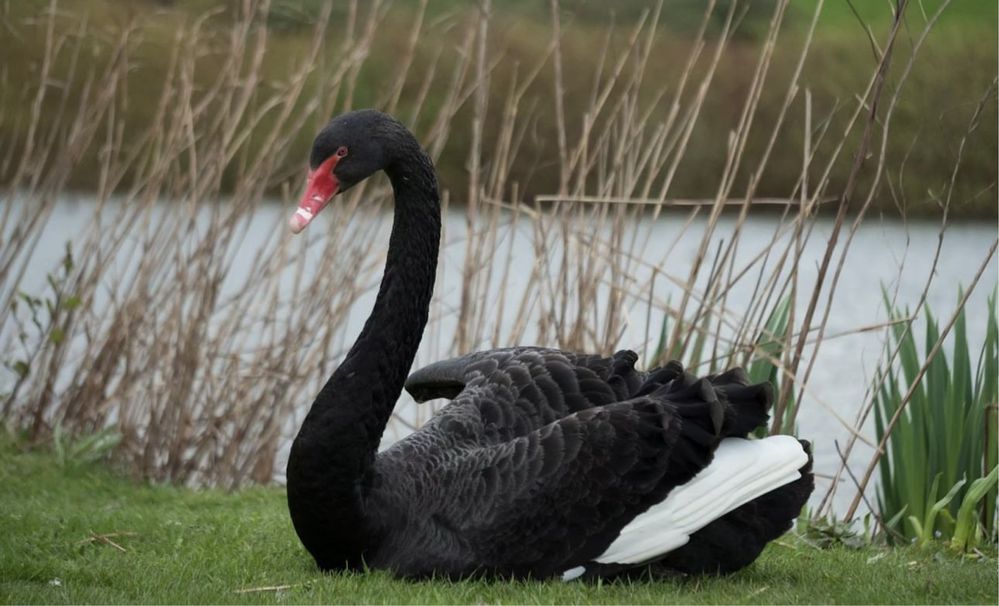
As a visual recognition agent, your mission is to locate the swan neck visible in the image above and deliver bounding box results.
[287,141,439,569]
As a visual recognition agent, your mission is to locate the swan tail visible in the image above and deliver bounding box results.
[633,360,685,396]
[648,374,726,489]
[709,368,774,438]
[589,435,810,568]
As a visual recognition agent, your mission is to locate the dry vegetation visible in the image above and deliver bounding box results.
[0,0,996,540]
[2,0,996,213]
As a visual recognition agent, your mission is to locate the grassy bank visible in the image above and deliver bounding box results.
[0,0,995,217]
[1,442,996,604]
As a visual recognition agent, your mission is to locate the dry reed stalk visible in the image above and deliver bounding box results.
[0,0,988,511]
[1,0,404,486]
[787,0,941,432]
[771,0,906,432]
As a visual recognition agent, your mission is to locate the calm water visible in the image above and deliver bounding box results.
[11,196,998,513]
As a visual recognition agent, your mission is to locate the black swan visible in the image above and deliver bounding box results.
[286,109,814,580]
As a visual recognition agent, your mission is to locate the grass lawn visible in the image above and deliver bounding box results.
[1,442,996,605]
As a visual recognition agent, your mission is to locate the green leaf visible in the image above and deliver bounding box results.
[62,242,74,273]
[70,429,122,464]
[952,465,999,552]
[885,505,908,533]
[11,360,30,378]
[18,291,40,309]
[917,475,966,547]
[748,294,791,385]
[53,423,66,469]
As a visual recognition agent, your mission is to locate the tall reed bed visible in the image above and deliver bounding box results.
[1,0,996,543]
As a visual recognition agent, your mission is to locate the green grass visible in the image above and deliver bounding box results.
[1,442,996,604]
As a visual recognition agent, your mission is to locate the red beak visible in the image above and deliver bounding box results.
[290,154,342,234]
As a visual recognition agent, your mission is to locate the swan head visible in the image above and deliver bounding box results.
[291,109,400,234]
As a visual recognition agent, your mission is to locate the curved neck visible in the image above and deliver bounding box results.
[287,144,440,569]
[319,157,441,448]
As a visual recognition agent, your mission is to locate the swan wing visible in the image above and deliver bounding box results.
[405,347,657,404]
[405,348,770,447]
[372,373,730,578]
[404,348,672,441]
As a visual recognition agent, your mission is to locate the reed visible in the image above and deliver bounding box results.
[0,0,995,551]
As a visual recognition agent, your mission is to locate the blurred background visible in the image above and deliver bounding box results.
[1,0,995,216]
[0,0,996,539]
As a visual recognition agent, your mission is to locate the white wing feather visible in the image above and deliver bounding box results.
[593,435,807,565]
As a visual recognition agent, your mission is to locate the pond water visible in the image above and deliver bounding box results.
[9,195,998,514]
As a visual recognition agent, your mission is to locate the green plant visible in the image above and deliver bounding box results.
[953,465,999,552]
[52,425,122,469]
[874,287,999,548]
[747,294,796,435]
[2,243,81,425]
[798,510,874,550]
[908,474,966,547]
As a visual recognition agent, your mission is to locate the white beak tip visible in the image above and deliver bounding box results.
[289,215,305,234]
[289,208,314,234]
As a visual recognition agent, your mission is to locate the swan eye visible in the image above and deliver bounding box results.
[336,146,348,158]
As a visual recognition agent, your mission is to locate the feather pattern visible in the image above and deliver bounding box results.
[286,111,813,581]
[357,347,810,578]
[592,436,808,565]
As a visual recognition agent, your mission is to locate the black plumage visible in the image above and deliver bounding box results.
[285,109,813,580]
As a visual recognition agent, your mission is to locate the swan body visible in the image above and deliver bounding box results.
[286,110,813,580]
